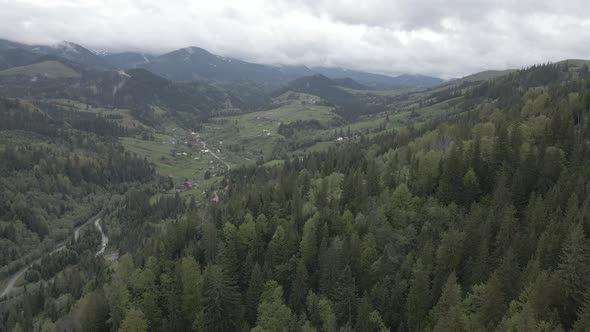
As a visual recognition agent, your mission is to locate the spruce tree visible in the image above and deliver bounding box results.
[405,260,432,331]
[246,263,265,325]
[201,265,242,331]
[289,259,309,314]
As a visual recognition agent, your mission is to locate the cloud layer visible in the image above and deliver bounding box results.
[1,0,590,78]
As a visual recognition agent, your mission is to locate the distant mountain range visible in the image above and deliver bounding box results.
[116,46,444,89]
[310,67,443,90]
[0,39,444,89]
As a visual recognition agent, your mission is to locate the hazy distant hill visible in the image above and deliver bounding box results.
[272,64,316,78]
[134,47,444,88]
[312,66,444,89]
[0,60,80,78]
[103,49,316,83]
[0,62,260,123]
[110,68,242,114]
[0,38,28,50]
[137,47,289,82]
[332,77,370,90]
[103,52,155,69]
[286,74,362,98]
[0,39,41,70]
[282,74,389,119]
[0,39,112,70]
[0,48,39,70]
[29,41,112,70]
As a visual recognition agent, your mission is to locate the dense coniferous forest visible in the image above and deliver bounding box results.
[0,98,153,288]
[3,60,590,332]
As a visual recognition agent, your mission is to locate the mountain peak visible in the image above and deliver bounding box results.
[179,46,213,57]
[52,41,83,53]
[158,46,219,64]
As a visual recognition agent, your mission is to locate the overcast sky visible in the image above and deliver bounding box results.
[1,0,590,78]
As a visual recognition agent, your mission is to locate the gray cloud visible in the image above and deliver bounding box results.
[1,0,590,78]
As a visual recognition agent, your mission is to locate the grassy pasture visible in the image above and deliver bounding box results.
[201,92,342,164]
[0,61,80,79]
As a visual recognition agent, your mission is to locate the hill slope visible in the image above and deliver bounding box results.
[281,74,391,118]
[0,48,40,70]
[138,48,444,88]
[29,41,112,70]
[139,47,288,82]
[0,60,80,78]
[0,65,261,127]
[102,52,155,69]
[312,66,444,89]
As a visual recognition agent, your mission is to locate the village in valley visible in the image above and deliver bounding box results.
[119,92,369,204]
[165,129,231,196]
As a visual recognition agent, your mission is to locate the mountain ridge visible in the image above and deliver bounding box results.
[1,38,441,88]
[0,38,448,89]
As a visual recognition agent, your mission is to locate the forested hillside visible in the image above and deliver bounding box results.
[0,98,153,304]
[0,66,253,126]
[281,75,392,120]
[1,63,587,331]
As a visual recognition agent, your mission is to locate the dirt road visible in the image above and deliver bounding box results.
[201,141,231,172]
[0,215,108,298]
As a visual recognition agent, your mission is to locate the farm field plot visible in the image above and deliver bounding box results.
[201,92,342,164]
[120,133,226,183]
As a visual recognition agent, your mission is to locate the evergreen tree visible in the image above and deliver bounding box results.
[246,263,265,325]
[252,280,294,332]
[438,143,465,204]
[289,259,309,314]
[476,274,506,329]
[431,272,464,332]
[574,297,590,332]
[201,265,242,331]
[300,214,319,271]
[462,168,480,205]
[366,161,381,196]
[81,291,109,332]
[354,292,372,332]
[118,308,147,332]
[405,260,432,331]
[178,257,202,327]
[333,265,357,325]
[558,224,590,326]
